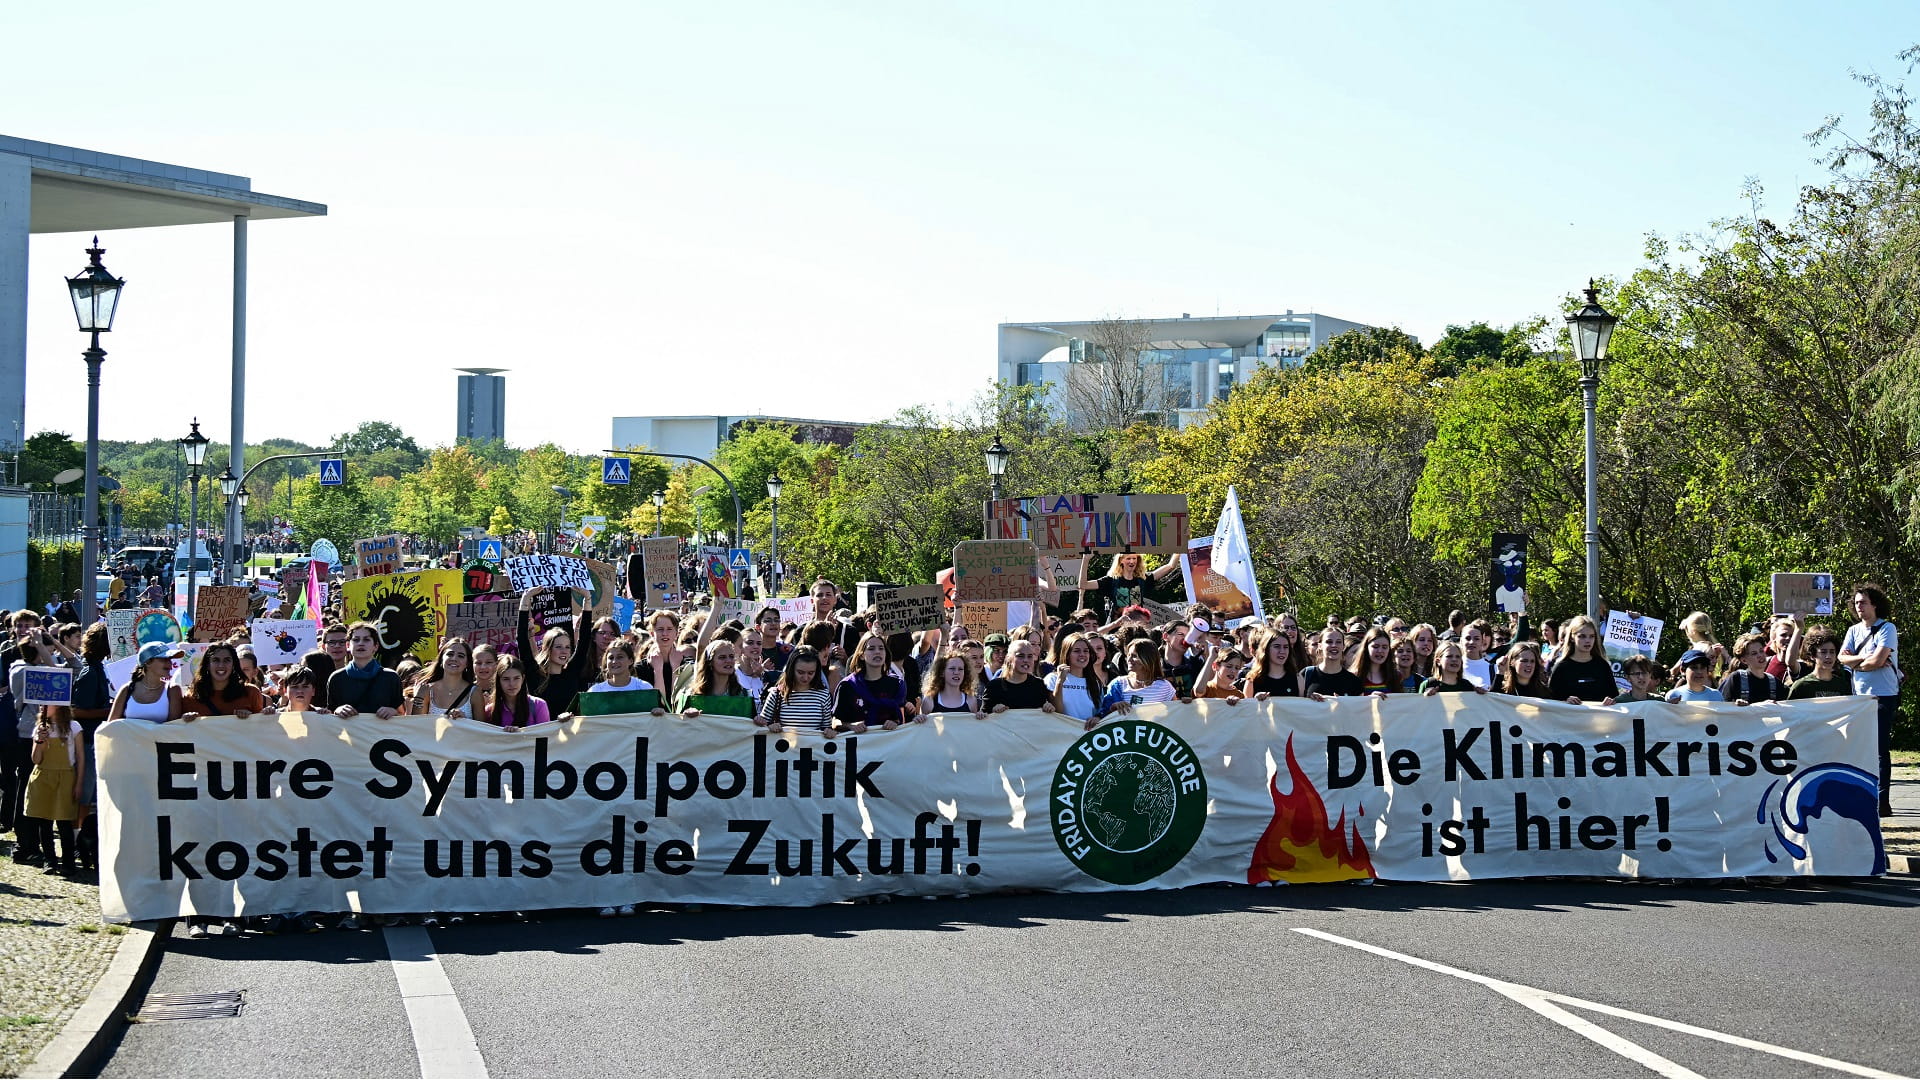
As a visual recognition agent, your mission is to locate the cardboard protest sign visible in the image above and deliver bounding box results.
[874,585,946,634]
[250,620,320,665]
[951,540,1040,603]
[1042,556,1086,592]
[191,586,252,643]
[96,696,1889,923]
[985,494,1191,555]
[959,602,1009,640]
[445,600,519,658]
[640,537,682,610]
[21,666,72,706]
[1771,573,1835,616]
[1491,533,1528,614]
[107,609,139,660]
[1139,597,1187,626]
[1182,538,1256,625]
[354,534,403,579]
[584,558,618,620]
[340,569,465,667]
[505,554,593,594]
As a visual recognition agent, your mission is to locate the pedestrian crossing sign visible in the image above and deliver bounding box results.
[602,457,631,485]
[477,538,504,562]
[730,548,752,572]
[318,459,344,486]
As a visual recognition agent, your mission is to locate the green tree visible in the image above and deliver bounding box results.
[1140,351,1464,623]
[20,431,83,489]
[1428,318,1547,378]
[1303,326,1426,372]
[487,505,515,536]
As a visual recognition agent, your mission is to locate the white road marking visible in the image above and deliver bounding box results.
[1292,927,1901,1079]
[1489,983,1702,1079]
[384,925,489,1079]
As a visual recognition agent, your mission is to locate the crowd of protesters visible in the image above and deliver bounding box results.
[0,544,1900,933]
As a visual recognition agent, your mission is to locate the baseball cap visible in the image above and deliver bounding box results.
[137,641,185,665]
[984,633,1011,647]
[1679,647,1711,667]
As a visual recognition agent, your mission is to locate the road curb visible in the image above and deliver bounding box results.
[21,919,171,1080]
[1890,853,1916,876]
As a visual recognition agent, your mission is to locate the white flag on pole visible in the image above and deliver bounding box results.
[1210,485,1263,620]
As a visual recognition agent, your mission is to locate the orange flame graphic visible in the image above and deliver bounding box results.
[1248,734,1377,884]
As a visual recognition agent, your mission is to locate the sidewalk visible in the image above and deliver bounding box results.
[0,840,121,1077]
[1884,761,1919,861]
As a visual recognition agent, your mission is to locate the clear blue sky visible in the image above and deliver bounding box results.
[4,1,1912,451]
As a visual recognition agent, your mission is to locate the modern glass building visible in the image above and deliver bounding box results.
[456,368,507,442]
[997,311,1378,427]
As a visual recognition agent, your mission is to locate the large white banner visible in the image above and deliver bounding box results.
[96,696,1888,921]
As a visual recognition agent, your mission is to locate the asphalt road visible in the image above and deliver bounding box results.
[92,876,1920,1079]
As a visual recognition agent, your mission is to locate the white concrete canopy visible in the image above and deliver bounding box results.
[0,134,326,608]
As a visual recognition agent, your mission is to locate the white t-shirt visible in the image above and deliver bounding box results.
[1046,671,1101,721]
[587,678,655,694]
[1462,656,1492,689]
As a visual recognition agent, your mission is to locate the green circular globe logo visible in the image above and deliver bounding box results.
[1051,721,1207,884]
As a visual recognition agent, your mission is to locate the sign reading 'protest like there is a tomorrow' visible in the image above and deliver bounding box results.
[95,695,1885,921]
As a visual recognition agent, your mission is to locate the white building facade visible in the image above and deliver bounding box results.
[997,311,1376,428]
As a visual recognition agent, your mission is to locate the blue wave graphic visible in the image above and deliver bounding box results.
[1764,763,1887,876]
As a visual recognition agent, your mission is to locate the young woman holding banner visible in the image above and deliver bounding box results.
[922,651,981,718]
[834,633,915,732]
[487,656,551,730]
[1547,615,1616,705]
[1243,627,1300,699]
[1102,638,1179,715]
[645,610,694,699]
[760,645,835,734]
[328,623,403,720]
[183,644,268,720]
[677,637,752,717]
[1420,641,1486,696]
[1072,553,1179,620]
[1045,633,1105,728]
[407,638,476,719]
[1494,642,1553,699]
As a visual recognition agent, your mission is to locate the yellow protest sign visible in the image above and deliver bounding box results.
[340,569,465,667]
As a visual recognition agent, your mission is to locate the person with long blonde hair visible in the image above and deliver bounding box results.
[1546,614,1616,705]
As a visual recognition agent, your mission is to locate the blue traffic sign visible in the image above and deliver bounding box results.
[477,537,504,562]
[602,457,631,485]
[729,548,753,571]
[317,459,345,486]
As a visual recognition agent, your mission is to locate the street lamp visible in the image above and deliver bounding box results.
[984,436,1011,503]
[179,420,210,620]
[65,237,125,624]
[652,489,666,535]
[217,468,239,585]
[766,473,784,596]
[1565,279,1618,621]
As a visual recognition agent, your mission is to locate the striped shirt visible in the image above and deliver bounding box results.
[760,686,835,733]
